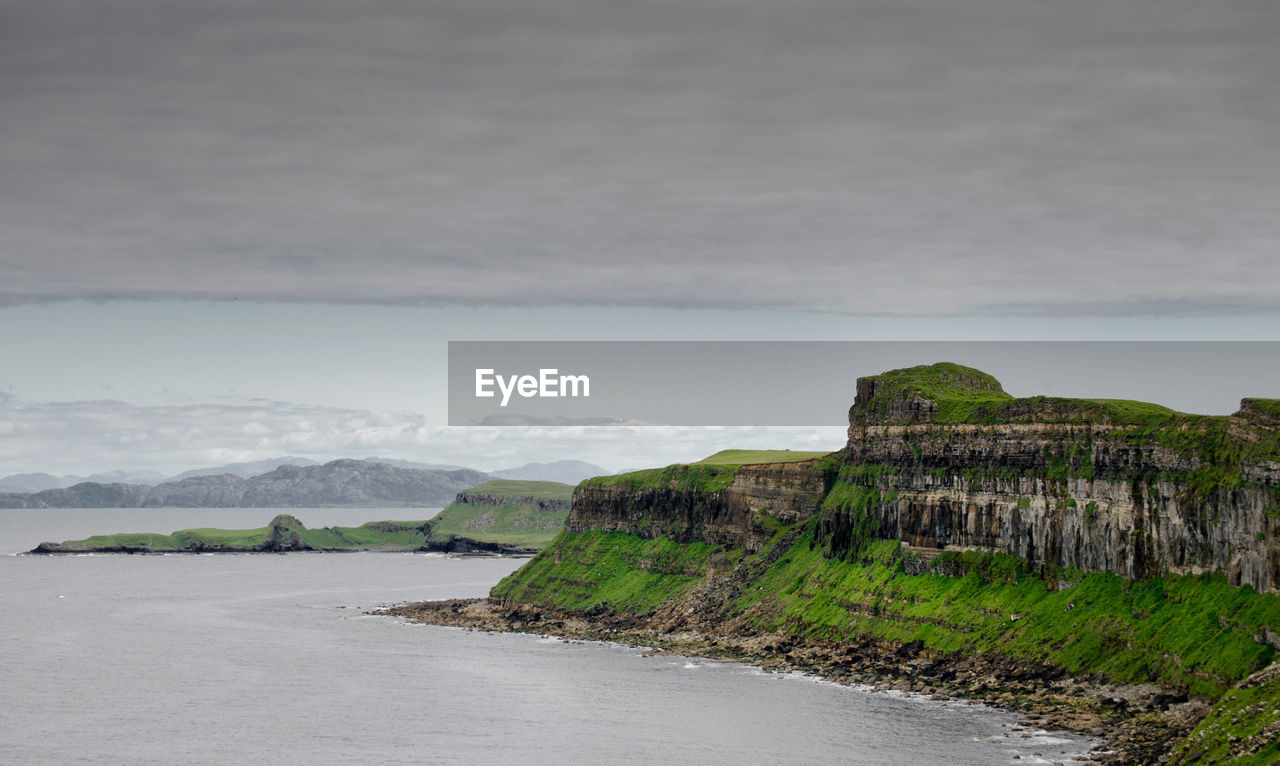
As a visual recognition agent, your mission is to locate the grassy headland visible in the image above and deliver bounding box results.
[426,478,574,548]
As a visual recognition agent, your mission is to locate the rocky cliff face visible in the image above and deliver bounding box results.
[0,459,489,508]
[453,492,569,511]
[835,419,1278,591]
[566,363,1280,593]
[568,461,827,551]
[837,365,1280,593]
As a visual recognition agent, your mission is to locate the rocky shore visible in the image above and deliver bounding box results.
[381,597,1209,765]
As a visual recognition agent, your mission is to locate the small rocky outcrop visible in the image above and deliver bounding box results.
[261,514,311,551]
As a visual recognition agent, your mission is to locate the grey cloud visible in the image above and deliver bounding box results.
[2,0,1278,314]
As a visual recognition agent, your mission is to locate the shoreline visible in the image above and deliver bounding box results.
[379,597,1210,765]
[22,547,537,557]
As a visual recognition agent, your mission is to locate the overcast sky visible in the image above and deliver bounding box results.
[3,0,1279,314]
[2,1,1278,476]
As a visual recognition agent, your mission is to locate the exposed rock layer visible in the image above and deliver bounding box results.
[453,493,569,511]
[567,461,827,551]
[567,368,1280,592]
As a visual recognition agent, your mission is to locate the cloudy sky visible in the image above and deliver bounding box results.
[2,1,1278,476]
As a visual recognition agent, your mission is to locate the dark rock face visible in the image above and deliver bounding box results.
[10,482,152,509]
[567,461,828,552]
[422,536,536,555]
[0,460,489,508]
[850,375,940,423]
[836,413,1279,594]
[452,493,569,511]
[261,514,311,551]
[143,474,250,507]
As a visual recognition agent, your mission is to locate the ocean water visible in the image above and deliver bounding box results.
[1,509,1099,765]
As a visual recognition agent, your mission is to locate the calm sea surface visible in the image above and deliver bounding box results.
[1,509,1099,765]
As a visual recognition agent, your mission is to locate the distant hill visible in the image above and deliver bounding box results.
[491,460,609,485]
[0,469,167,493]
[164,456,319,482]
[0,473,65,493]
[0,459,489,508]
[427,478,574,548]
[81,469,169,485]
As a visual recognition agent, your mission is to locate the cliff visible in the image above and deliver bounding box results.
[838,363,1280,593]
[448,364,1280,764]
[567,363,1280,593]
[427,479,574,548]
[0,459,489,508]
[570,458,827,550]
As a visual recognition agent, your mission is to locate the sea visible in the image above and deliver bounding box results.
[1,508,1100,765]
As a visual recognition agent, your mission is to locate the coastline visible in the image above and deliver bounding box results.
[23,546,537,557]
[22,511,542,556]
[380,597,1208,765]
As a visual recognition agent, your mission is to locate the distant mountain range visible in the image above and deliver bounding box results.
[0,456,614,506]
[0,459,488,508]
[363,458,608,482]
[163,456,320,482]
[0,457,322,492]
[0,469,169,494]
[490,459,609,484]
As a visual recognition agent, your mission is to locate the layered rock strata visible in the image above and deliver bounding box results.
[568,364,1280,592]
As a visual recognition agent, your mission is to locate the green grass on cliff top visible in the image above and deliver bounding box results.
[459,479,574,500]
[862,362,1185,425]
[871,362,1012,405]
[581,449,832,493]
[692,449,830,465]
[859,363,1280,469]
[861,362,1252,428]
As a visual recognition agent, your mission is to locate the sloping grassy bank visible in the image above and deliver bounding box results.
[492,530,737,613]
[495,524,1280,697]
[489,522,1280,764]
